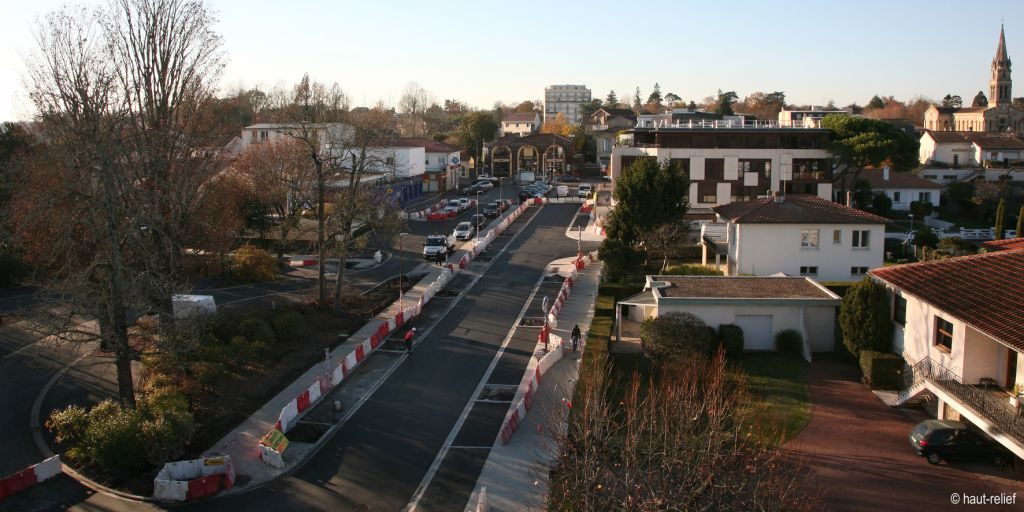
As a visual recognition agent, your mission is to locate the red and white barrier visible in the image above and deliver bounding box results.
[0,456,61,502]
[153,455,235,502]
[408,199,450,221]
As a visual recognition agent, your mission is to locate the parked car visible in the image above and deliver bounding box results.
[458,197,470,211]
[462,183,484,194]
[474,181,495,190]
[578,184,593,198]
[909,419,1012,466]
[453,221,476,241]
[555,174,579,183]
[423,234,456,259]
[483,201,500,217]
[470,213,488,229]
[555,185,569,197]
[445,199,461,215]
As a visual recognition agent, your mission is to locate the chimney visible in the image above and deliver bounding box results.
[883,165,890,181]
[845,190,853,207]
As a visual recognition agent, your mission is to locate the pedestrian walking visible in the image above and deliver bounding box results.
[571,324,581,351]
[404,327,416,352]
[435,250,445,267]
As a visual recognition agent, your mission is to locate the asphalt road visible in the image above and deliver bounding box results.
[0,189,587,512]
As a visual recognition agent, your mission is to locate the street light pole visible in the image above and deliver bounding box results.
[398,232,408,309]
[475,191,481,242]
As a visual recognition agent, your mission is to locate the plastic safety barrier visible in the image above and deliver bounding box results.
[153,456,235,502]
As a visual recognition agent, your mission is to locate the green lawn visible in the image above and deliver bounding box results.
[734,353,811,446]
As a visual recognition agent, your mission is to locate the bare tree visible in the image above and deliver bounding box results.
[398,82,434,137]
[16,0,227,406]
[232,138,316,258]
[327,109,406,312]
[644,221,689,272]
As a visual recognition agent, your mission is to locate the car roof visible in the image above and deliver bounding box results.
[456,221,471,227]
[921,419,968,432]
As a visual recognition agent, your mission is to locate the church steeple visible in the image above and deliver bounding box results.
[991,24,1012,106]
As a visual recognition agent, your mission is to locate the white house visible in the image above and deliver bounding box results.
[711,194,888,282]
[841,167,943,210]
[617,275,841,360]
[395,138,460,191]
[499,112,540,136]
[919,130,1024,168]
[240,122,351,152]
[870,250,1024,459]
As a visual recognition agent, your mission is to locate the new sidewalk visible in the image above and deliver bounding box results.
[465,256,602,512]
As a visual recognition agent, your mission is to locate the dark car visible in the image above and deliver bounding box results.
[483,201,500,217]
[462,183,484,194]
[470,213,488,229]
[554,174,579,183]
[909,419,1012,466]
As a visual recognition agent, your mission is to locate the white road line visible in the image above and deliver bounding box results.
[406,210,552,511]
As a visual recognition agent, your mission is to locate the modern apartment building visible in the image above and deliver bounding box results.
[610,118,834,212]
[544,84,591,125]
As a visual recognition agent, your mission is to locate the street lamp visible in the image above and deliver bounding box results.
[909,213,915,233]
[475,191,482,242]
[398,232,409,309]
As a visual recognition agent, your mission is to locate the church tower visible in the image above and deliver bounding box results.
[990,25,1012,106]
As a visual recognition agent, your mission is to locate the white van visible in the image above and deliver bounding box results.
[556,185,569,198]
[578,184,593,198]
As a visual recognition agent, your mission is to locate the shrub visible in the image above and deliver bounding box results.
[663,264,724,276]
[229,245,278,283]
[718,324,744,359]
[859,350,904,390]
[598,238,644,283]
[912,226,939,249]
[871,192,893,218]
[191,360,226,389]
[238,318,276,345]
[139,386,195,465]
[839,278,894,359]
[46,404,88,461]
[80,400,147,474]
[775,329,804,357]
[272,309,305,343]
[910,200,933,219]
[640,312,716,360]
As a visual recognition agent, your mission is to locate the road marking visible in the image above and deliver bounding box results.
[448,446,491,450]
[406,211,553,511]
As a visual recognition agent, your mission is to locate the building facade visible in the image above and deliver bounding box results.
[499,112,540,137]
[923,26,1024,135]
[841,167,944,210]
[484,133,574,183]
[919,130,1024,168]
[870,250,1024,460]
[610,120,834,211]
[712,195,888,282]
[544,84,591,125]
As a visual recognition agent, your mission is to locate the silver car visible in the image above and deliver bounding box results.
[453,221,475,241]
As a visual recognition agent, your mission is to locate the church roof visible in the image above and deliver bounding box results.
[995,24,1010,64]
[932,106,987,115]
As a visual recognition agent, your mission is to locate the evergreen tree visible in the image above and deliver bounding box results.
[972,91,988,107]
[606,158,689,246]
[605,89,618,106]
[632,87,642,112]
[994,198,1006,240]
[839,278,894,359]
[1016,206,1023,239]
[867,95,885,109]
[647,83,662,105]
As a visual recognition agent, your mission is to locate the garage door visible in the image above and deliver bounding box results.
[734,315,774,350]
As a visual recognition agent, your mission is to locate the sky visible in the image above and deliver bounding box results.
[2,0,1022,122]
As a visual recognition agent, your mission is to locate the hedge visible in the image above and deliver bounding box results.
[774,329,803,358]
[859,350,904,390]
[718,324,744,359]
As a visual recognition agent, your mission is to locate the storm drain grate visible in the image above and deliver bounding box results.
[477,384,517,402]
[518,316,546,327]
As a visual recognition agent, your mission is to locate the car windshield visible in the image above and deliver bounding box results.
[914,423,929,435]
[448,200,460,207]
[456,223,471,230]
[425,236,445,245]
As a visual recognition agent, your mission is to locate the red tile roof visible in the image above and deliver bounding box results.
[924,131,1024,149]
[980,238,1024,251]
[713,195,890,225]
[869,250,1024,351]
[841,169,943,190]
[502,112,539,123]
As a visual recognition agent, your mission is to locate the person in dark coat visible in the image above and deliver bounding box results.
[571,324,581,351]
[435,250,445,267]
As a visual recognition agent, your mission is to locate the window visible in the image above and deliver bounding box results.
[800,266,818,276]
[851,266,868,276]
[852,230,870,249]
[701,194,717,203]
[892,191,901,203]
[801,229,819,249]
[385,157,395,166]
[918,192,932,203]
[934,317,953,352]
[923,174,938,180]
[833,229,841,244]
[893,294,907,325]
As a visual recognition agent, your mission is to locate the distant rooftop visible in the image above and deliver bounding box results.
[631,118,829,131]
[649,276,839,300]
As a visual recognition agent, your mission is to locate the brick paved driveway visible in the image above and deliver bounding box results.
[785,357,1023,511]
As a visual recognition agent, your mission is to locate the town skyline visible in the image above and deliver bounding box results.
[1,0,1022,122]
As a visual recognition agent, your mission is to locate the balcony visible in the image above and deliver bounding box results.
[900,357,1024,446]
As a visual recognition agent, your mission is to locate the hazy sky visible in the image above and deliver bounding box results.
[1,0,1021,122]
